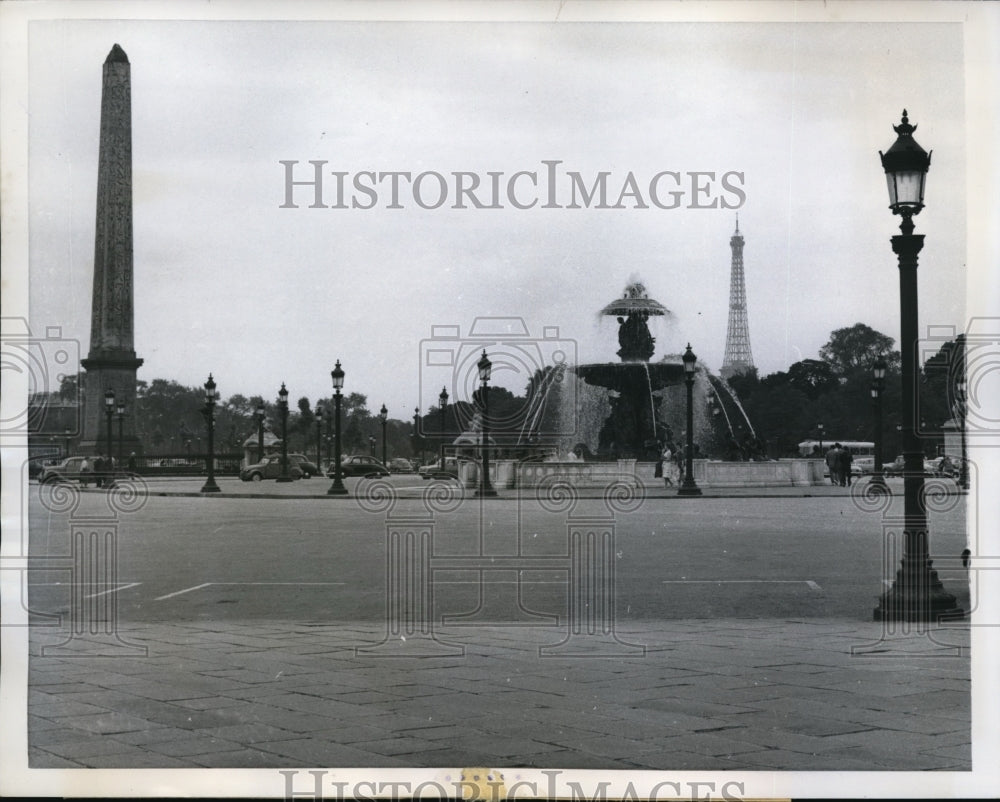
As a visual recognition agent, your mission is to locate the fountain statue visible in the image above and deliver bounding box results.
[518,280,757,462]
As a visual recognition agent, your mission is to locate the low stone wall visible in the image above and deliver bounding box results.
[462,458,825,489]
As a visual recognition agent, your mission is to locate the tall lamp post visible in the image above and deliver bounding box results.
[476,350,497,497]
[873,109,961,622]
[327,360,348,495]
[104,389,115,486]
[817,423,825,453]
[869,359,890,495]
[315,404,324,474]
[439,387,449,467]
[201,374,221,493]
[678,344,703,496]
[115,399,126,470]
[956,376,968,490]
[276,383,293,482]
[379,404,388,465]
[256,402,266,463]
[413,407,422,466]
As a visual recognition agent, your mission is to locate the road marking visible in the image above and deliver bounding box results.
[662,579,823,592]
[84,582,141,599]
[154,582,213,601]
[153,581,346,601]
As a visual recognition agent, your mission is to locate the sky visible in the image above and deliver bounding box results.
[25,17,972,418]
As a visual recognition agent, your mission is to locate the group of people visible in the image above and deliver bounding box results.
[825,443,854,486]
[655,441,684,487]
[78,455,117,488]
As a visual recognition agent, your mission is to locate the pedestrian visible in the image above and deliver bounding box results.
[825,444,841,486]
[660,443,674,487]
[80,456,91,488]
[93,455,104,488]
[837,447,853,486]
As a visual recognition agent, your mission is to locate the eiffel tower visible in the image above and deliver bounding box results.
[720,215,755,379]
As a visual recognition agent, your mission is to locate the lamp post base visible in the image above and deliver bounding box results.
[200,480,221,493]
[327,482,349,496]
[677,480,702,497]
[874,558,964,622]
[475,486,498,498]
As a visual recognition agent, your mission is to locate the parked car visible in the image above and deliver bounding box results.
[852,456,875,476]
[39,456,95,484]
[883,455,944,478]
[388,458,414,473]
[326,455,391,479]
[239,456,304,482]
[287,454,320,478]
[418,457,467,480]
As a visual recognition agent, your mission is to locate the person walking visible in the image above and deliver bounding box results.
[80,456,91,488]
[660,442,675,487]
[837,447,853,487]
[825,444,841,486]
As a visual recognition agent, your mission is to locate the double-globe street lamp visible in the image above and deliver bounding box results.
[256,402,266,463]
[873,109,961,622]
[104,389,115,487]
[869,358,890,495]
[379,404,388,465]
[276,383,293,483]
[439,387,449,468]
[315,404,324,473]
[201,374,221,493]
[327,360,348,496]
[475,350,497,498]
[678,344,703,497]
[116,399,126,470]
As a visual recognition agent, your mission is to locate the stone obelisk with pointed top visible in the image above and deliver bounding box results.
[79,44,144,456]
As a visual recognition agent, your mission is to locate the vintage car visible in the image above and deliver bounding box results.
[326,455,391,479]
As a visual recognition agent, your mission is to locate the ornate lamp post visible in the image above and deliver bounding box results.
[678,344,703,496]
[256,402,266,463]
[103,389,115,486]
[413,407,422,466]
[200,374,221,493]
[873,110,961,622]
[476,350,497,497]
[327,360,348,495]
[315,403,324,474]
[869,358,890,495]
[817,423,825,453]
[956,376,968,490]
[438,386,449,468]
[115,399,126,470]
[379,404,388,465]
[276,383,293,482]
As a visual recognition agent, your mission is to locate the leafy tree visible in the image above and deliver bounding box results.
[819,323,897,376]
[786,359,838,399]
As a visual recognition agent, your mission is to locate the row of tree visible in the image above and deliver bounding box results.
[727,323,963,458]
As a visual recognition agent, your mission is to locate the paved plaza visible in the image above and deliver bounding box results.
[19,476,973,771]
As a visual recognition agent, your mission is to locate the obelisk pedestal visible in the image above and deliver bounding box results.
[79,44,143,456]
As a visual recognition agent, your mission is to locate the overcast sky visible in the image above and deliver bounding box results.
[27,18,970,416]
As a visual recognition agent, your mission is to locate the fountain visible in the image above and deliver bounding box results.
[506,281,825,488]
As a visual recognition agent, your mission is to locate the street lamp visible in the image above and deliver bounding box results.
[476,350,497,497]
[276,383,293,483]
[327,360,348,495]
[678,344,703,496]
[369,435,376,458]
[413,407,422,466]
[256,402,266,463]
[379,404,388,465]
[956,377,968,490]
[115,399,126,471]
[200,374,221,493]
[869,358,890,495]
[873,109,960,622]
[103,389,115,487]
[439,386,449,468]
[817,423,825,453]
[315,403,324,474]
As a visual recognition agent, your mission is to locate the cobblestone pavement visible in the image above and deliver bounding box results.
[26,618,970,771]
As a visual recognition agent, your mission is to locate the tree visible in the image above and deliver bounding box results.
[819,323,897,376]
[786,359,838,399]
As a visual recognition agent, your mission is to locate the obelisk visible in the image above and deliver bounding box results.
[79,44,144,456]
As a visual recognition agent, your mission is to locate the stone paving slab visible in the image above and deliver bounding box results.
[23,618,970,771]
